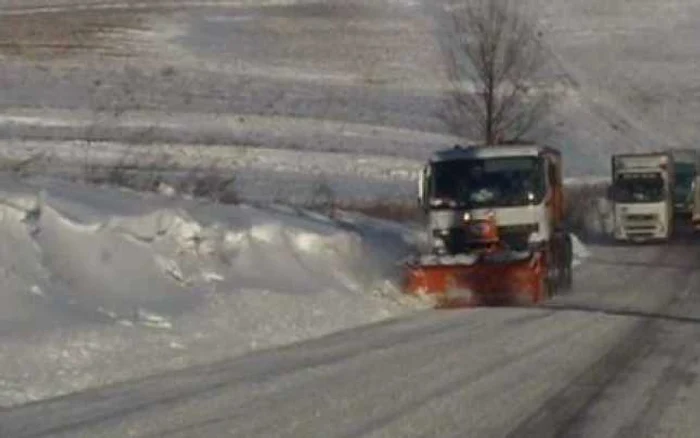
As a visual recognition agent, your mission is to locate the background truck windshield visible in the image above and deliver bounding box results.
[431,157,545,208]
[614,172,665,203]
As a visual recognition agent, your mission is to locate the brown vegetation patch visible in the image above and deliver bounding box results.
[0,10,150,59]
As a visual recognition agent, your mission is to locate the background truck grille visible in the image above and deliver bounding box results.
[625,214,657,222]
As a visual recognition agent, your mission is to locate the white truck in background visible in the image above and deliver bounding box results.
[610,152,675,242]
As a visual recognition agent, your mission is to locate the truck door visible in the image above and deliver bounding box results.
[546,156,564,227]
[418,164,430,210]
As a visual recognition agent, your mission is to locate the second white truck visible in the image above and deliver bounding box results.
[610,152,675,242]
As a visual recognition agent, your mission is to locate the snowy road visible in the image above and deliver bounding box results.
[3,239,700,437]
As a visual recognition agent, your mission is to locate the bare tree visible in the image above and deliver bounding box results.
[440,0,548,145]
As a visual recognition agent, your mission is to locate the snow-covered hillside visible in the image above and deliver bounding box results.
[1,0,698,188]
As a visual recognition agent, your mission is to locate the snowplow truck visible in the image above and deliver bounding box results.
[405,144,573,307]
[610,152,674,242]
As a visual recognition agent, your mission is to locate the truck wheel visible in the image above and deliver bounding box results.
[552,237,569,291]
[562,237,573,290]
[546,274,556,300]
[537,274,554,303]
[546,260,558,299]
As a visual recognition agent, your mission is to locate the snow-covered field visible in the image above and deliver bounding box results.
[3,0,696,184]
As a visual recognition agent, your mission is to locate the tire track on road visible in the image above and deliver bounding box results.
[507,245,700,438]
[0,309,556,438]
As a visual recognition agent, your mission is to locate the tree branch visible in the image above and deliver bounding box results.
[438,0,549,145]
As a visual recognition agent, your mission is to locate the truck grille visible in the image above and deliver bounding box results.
[498,224,538,251]
[625,214,657,222]
[626,225,657,231]
[433,223,538,254]
[622,213,660,235]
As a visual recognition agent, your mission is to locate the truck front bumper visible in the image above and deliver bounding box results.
[615,225,668,242]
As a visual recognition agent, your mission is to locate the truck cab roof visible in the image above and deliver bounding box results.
[429,144,559,163]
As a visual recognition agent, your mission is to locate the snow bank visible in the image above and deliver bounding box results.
[581,197,615,238]
[570,233,591,267]
[0,177,425,406]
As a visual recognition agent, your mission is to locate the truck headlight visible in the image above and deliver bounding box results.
[433,229,450,237]
[432,237,447,254]
[527,231,545,244]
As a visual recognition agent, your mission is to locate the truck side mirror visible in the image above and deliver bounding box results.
[417,166,427,209]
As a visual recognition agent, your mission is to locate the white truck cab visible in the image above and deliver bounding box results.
[610,153,674,242]
[418,144,564,254]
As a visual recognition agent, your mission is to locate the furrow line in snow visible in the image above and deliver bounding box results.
[125,311,567,437]
[603,324,700,437]
[0,0,309,16]
[0,310,543,437]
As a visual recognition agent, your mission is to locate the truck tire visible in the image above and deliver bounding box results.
[547,251,559,299]
[561,236,573,290]
[552,235,570,291]
[538,272,555,302]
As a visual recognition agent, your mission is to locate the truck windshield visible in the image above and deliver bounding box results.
[613,172,665,203]
[430,157,545,208]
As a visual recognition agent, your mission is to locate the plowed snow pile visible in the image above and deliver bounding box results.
[0,177,425,406]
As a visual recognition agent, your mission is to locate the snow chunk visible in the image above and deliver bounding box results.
[570,234,591,267]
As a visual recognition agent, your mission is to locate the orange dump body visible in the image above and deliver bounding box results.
[404,250,546,308]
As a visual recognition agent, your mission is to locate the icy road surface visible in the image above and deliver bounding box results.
[3,238,700,437]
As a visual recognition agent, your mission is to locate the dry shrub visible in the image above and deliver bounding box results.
[0,10,147,59]
[175,160,238,204]
[0,152,48,177]
[80,147,238,205]
[564,182,609,237]
[335,200,422,223]
[307,177,337,217]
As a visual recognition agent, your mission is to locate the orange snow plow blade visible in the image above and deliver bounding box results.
[404,252,546,308]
